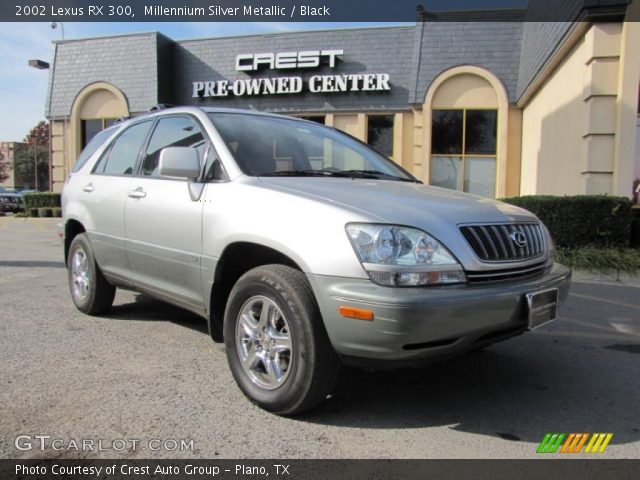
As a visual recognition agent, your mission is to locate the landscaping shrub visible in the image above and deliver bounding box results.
[29,207,39,218]
[501,195,633,249]
[52,207,62,218]
[631,207,640,248]
[23,192,61,210]
[556,247,640,272]
[38,207,53,218]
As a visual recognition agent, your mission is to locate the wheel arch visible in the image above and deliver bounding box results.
[208,241,307,342]
[64,218,87,264]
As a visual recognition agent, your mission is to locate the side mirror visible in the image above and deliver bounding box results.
[159,147,201,179]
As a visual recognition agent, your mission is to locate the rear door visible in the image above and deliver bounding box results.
[83,120,153,280]
[124,115,207,311]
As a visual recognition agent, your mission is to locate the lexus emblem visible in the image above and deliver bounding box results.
[510,230,527,248]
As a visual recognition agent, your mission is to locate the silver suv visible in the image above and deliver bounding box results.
[63,107,571,414]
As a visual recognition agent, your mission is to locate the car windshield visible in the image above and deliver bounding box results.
[208,113,418,182]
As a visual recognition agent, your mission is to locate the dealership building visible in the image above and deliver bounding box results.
[45,2,640,198]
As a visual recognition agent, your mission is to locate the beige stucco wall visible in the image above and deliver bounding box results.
[78,89,126,119]
[398,112,414,173]
[505,107,522,197]
[50,120,68,193]
[333,113,367,141]
[431,73,498,108]
[520,23,628,196]
[613,15,640,196]
[330,112,417,173]
[520,33,586,196]
[411,107,424,179]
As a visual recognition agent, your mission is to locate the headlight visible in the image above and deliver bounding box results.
[345,223,466,286]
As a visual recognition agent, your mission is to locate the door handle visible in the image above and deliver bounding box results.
[82,183,94,193]
[128,187,146,199]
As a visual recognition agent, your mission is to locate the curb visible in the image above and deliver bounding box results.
[0,216,60,222]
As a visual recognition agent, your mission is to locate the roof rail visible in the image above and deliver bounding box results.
[114,117,130,124]
[149,103,174,112]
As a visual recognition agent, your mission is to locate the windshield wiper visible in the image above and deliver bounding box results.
[337,170,421,183]
[260,169,421,183]
[260,170,334,177]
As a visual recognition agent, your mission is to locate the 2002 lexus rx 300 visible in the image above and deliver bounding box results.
[63,106,571,414]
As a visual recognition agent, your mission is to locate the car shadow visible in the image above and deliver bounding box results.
[100,294,638,446]
[298,340,639,446]
[103,293,209,335]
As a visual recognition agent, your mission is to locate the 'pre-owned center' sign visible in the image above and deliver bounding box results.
[192,49,391,98]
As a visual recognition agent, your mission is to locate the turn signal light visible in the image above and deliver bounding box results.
[338,306,374,321]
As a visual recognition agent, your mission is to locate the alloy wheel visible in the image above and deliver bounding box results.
[235,295,293,390]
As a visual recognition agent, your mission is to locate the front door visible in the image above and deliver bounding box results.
[124,116,207,311]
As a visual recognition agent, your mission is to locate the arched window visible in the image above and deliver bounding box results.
[71,82,129,160]
[423,66,509,198]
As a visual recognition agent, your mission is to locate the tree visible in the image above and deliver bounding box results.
[13,121,49,190]
[25,121,49,146]
[0,149,9,184]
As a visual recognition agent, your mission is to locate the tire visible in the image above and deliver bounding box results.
[67,233,116,315]
[224,264,341,415]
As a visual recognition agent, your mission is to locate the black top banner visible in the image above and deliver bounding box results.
[2,0,637,22]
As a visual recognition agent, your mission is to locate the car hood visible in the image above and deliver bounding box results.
[257,177,536,227]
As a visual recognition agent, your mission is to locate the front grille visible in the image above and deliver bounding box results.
[460,223,545,262]
[466,261,547,283]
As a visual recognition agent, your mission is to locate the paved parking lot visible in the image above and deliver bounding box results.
[1,217,639,459]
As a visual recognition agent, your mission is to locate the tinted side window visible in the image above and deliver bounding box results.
[99,121,152,176]
[73,128,116,173]
[142,117,205,177]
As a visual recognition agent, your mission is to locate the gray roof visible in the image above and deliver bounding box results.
[45,2,630,119]
[516,0,632,98]
[516,21,575,99]
[47,32,168,118]
[48,24,524,117]
[413,20,523,104]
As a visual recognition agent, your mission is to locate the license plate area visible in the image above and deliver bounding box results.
[526,288,558,330]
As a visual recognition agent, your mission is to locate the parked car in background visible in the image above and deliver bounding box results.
[62,106,571,415]
[0,192,24,213]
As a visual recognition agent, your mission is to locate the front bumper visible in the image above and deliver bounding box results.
[308,263,571,366]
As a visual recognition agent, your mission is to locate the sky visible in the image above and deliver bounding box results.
[0,21,416,142]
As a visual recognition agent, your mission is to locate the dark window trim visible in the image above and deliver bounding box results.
[91,119,154,177]
[430,108,498,194]
[133,113,229,184]
[81,117,119,149]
